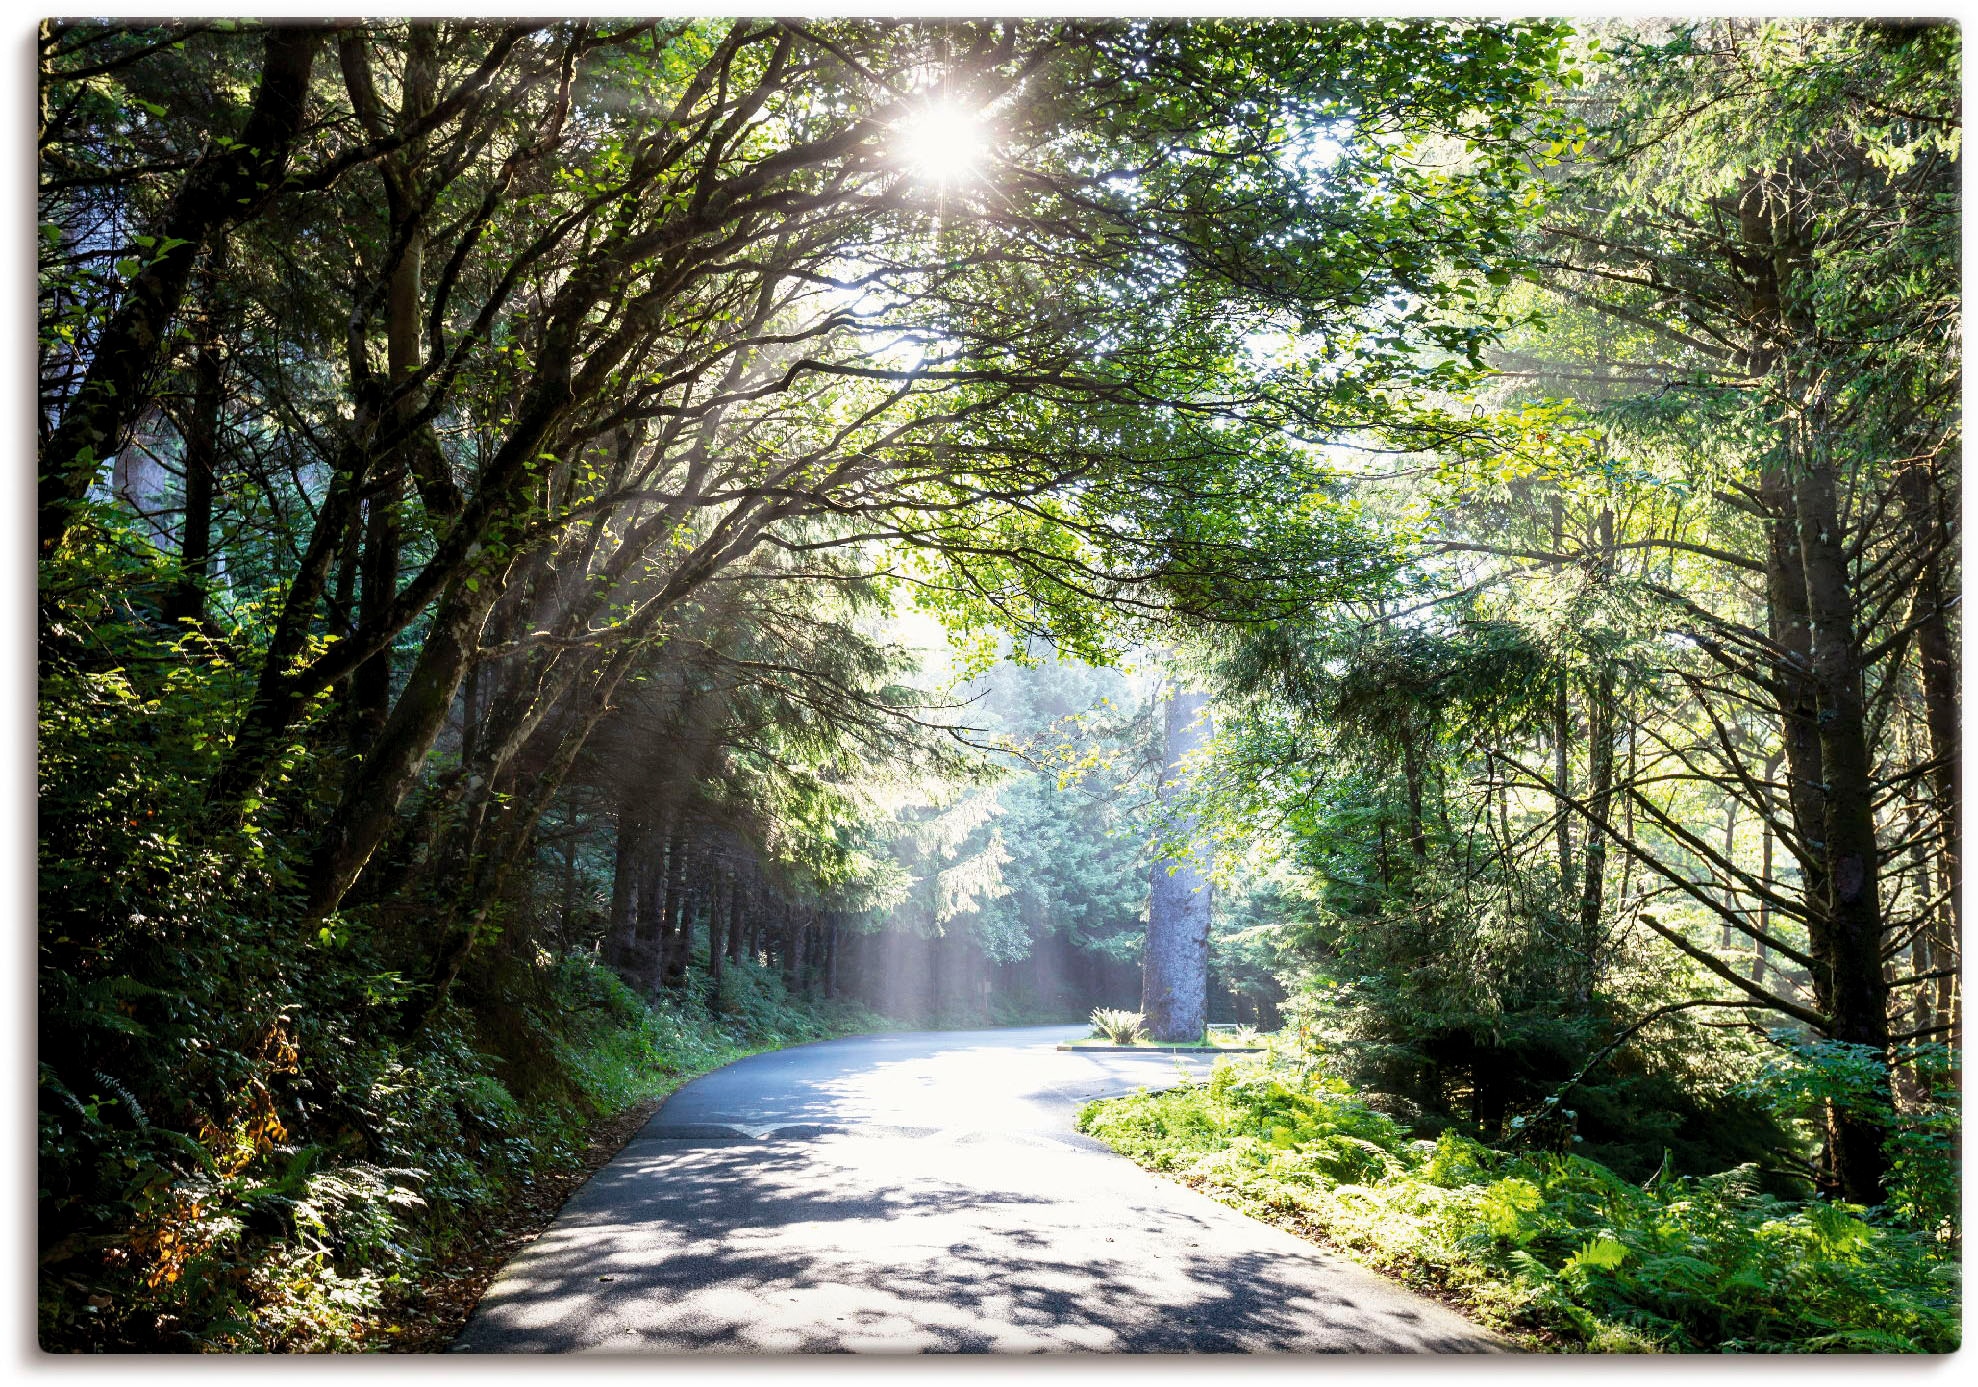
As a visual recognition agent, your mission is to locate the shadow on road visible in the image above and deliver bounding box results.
[456,1126,1500,1354]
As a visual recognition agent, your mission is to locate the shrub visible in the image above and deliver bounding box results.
[1077,1055,1960,1352]
[39,951,885,1351]
[1090,1008,1148,1044]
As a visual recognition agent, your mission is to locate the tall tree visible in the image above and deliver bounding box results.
[1142,685,1214,1042]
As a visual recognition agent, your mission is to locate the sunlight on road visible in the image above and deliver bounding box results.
[457,1029,1505,1354]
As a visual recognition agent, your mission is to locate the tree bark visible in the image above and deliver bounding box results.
[1763,472,1831,914]
[605,800,644,970]
[347,24,441,737]
[729,881,748,964]
[663,850,695,989]
[351,495,401,736]
[707,865,727,989]
[1573,503,1616,999]
[651,825,687,991]
[1896,456,1960,943]
[1794,442,1892,1203]
[299,573,502,923]
[164,254,225,629]
[1551,493,1574,896]
[1400,730,1429,866]
[1754,763,1778,986]
[1576,664,1615,1002]
[1742,164,1888,1201]
[1142,685,1213,1042]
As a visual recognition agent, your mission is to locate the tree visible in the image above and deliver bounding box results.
[36,17,1596,1346]
[1502,18,1960,1201]
[1142,684,1215,1041]
[41,14,1578,1007]
[1190,18,1957,1203]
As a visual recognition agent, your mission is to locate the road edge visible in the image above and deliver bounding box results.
[381,1026,902,1352]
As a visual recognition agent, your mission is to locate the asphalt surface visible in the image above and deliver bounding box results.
[452,1025,1508,1354]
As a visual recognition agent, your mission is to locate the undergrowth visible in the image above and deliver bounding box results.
[1090,1007,1149,1044]
[36,531,893,1352]
[1076,1056,1959,1353]
[39,953,885,1352]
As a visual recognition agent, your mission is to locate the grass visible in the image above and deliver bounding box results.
[1076,1011,1264,1048]
[1076,1053,1959,1353]
[1061,1036,1262,1050]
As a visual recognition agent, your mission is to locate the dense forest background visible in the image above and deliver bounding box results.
[37,17,1957,1351]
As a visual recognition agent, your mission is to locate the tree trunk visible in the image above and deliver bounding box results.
[1552,493,1575,897]
[1896,457,1960,944]
[781,912,801,992]
[299,573,502,923]
[664,856,695,989]
[606,805,642,970]
[1763,471,1831,916]
[1576,663,1615,1002]
[348,28,440,738]
[1755,769,1776,986]
[651,825,686,991]
[1400,731,1429,866]
[1718,799,1740,950]
[1142,685,1213,1043]
[1738,173,1888,1201]
[164,254,225,629]
[1794,438,1891,1204]
[1573,503,1616,999]
[351,495,401,736]
[731,874,751,961]
[708,866,727,989]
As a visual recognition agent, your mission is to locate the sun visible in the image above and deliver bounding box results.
[892,98,994,189]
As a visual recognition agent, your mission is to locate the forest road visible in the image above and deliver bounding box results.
[451,1025,1510,1354]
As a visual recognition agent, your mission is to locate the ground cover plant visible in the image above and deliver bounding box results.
[1078,1053,1959,1352]
[1067,1013,1262,1049]
[40,950,883,1351]
[1089,1009,1150,1044]
[40,13,1958,1354]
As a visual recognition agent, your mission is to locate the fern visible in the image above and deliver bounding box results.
[1089,1007,1148,1044]
[1563,1235,1629,1275]
[1077,1053,1961,1353]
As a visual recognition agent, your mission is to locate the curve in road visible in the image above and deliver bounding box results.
[453,1025,1508,1354]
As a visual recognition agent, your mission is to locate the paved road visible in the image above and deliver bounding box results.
[453,1026,1507,1354]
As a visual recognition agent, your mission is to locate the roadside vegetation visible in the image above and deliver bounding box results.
[40,15,1957,1354]
[41,952,882,1351]
[1080,1049,1958,1352]
[1071,1010,1262,1049]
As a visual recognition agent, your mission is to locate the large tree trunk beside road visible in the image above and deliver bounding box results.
[1142,686,1214,1043]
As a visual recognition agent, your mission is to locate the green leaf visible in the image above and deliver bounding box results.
[1564,1234,1629,1273]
